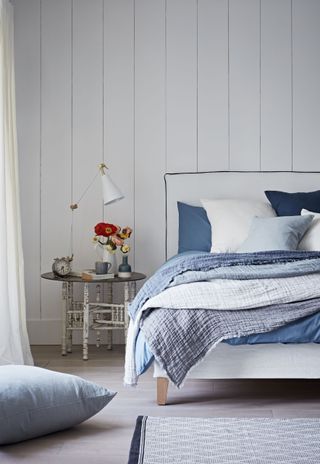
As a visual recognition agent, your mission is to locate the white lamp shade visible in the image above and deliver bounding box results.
[101,171,124,205]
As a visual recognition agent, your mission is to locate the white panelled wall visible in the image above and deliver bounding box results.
[13,0,320,344]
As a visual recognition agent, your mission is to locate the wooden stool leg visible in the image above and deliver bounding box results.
[157,377,169,405]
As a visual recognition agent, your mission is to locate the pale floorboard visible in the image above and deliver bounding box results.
[1,345,320,464]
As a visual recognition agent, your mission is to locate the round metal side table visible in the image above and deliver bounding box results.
[41,272,146,360]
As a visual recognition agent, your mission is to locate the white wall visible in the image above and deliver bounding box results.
[13,0,320,344]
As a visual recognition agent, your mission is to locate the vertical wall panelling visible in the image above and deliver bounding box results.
[198,0,229,171]
[260,0,292,171]
[293,0,320,171]
[135,0,166,275]
[166,0,198,172]
[13,0,41,322]
[104,0,134,343]
[229,0,260,170]
[40,0,72,323]
[104,0,134,264]
[72,0,103,271]
[13,0,320,343]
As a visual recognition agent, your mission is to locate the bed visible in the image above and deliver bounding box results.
[125,171,320,405]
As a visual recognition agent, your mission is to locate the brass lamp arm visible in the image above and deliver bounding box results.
[70,163,106,210]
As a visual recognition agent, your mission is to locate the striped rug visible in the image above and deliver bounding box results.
[128,416,320,463]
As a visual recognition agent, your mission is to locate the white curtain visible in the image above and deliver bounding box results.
[0,0,33,365]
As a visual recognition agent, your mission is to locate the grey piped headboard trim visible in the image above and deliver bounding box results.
[164,170,320,260]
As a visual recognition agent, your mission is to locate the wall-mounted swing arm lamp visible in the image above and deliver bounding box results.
[69,163,124,258]
[70,163,124,211]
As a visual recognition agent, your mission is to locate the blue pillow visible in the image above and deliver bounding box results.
[238,215,314,253]
[177,202,211,253]
[0,365,116,445]
[265,190,320,216]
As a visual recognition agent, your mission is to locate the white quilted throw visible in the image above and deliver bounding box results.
[143,274,320,311]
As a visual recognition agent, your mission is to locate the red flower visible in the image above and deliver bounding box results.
[105,223,119,236]
[94,222,119,237]
[95,222,108,237]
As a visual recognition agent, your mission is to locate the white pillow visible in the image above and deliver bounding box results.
[201,198,276,253]
[299,209,320,251]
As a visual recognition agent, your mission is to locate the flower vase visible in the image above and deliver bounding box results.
[118,255,132,278]
[103,249,117,275]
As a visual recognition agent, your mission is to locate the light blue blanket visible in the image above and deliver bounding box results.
[130,251,320,376]
[227,310,320,345]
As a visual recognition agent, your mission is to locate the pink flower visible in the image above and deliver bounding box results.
[111,235,124,247]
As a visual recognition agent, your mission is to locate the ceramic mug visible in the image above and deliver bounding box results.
[95,261,111,275]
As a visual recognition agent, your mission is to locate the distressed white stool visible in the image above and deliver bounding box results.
[41,272,146,360]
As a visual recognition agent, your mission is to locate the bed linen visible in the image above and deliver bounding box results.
[141,298,320,387]
[177,202,211,253]
[135,310,320,375]
[237,215,313,252]
[125,251,320,387]
[227,311,320,345]
[201,198,275,252]
[265,189,320,216]
[300,209,320,251]
[137,274,320,311]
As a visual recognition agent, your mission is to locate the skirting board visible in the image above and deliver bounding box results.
[27,319,125,345]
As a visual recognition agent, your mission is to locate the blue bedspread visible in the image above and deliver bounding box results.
[227,310,320,345]
[130,251,320,376]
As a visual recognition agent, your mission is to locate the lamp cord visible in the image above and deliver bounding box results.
[69,170,100,258]
[70,211,74,257]
[75,171,100,206]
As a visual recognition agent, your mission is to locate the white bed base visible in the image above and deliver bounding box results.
[154,171,320,405]
[154,343,320,379]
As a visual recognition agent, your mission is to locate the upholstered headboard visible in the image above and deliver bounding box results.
[165,171,320,259]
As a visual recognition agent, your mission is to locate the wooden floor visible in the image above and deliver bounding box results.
[1,345,320,464]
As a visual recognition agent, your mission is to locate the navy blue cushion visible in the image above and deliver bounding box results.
[265,190,320,216]
[177,202,211,253]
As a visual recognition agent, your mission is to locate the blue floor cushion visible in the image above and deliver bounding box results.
[0,365,116,445]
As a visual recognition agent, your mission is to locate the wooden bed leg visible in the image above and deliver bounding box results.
[157,377,169,406]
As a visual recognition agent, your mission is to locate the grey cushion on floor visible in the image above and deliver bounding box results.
[0,365,116,445]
